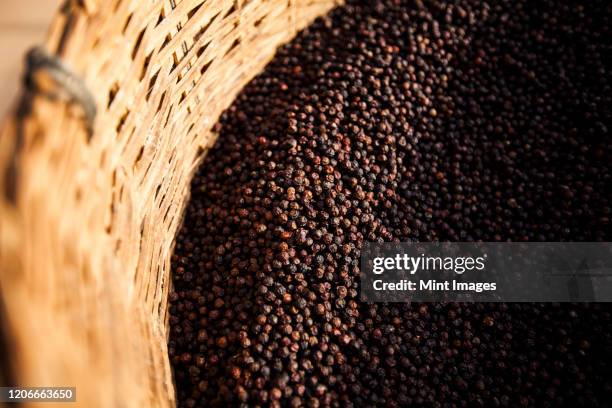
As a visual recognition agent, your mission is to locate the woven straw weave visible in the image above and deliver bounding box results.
[0,0,339,406]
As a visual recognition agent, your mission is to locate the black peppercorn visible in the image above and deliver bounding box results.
[169,1,612,406]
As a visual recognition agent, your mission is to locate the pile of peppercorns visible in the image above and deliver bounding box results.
[169,1,612,406]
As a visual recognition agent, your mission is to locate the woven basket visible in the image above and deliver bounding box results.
[0,0,339,406]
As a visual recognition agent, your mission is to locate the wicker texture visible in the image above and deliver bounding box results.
[0,0,339,406]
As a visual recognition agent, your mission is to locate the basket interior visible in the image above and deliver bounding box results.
[0,1,340,406]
